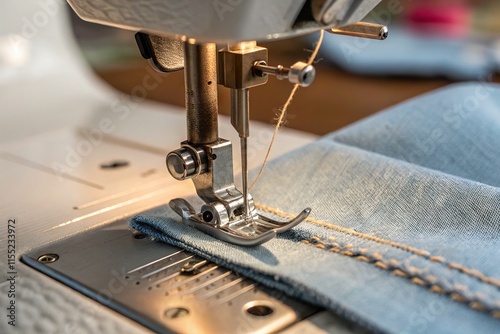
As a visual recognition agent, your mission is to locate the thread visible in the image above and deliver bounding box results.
[249,30,325,189]
[255,202,500,290]
[306,236,500,318]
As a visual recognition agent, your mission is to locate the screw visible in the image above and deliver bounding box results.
[164,307,189,319]
[37,253,59,263]
[166,148,198,180]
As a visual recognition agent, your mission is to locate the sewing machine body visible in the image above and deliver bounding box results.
[1,1,381,332]
[67,0,381,42]
[64,0,386,247]
[0,43,320,332]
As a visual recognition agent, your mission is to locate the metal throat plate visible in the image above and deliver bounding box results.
[21,217,317,334]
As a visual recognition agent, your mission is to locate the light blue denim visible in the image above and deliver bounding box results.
[131,83,500,333]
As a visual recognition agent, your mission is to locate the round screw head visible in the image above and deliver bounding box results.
[166,148,197,180]
[164,307,189,319]
[289,61,316,87]
[37,253,59,263]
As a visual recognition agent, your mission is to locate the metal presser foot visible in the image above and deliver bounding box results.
[166,138,311,247]
[156,40,315,246]
[169,198,311,247]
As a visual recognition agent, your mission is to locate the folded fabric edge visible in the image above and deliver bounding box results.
[129,217,387,334]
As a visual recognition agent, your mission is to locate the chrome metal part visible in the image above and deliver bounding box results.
[166,144,207,181]
[184,42,218,145]
[230,89,251,219]
[167,138,311,246]
[37,253,59,263]
[22,219,318,333]
[220,43,267,222]
[217,43,268,90]
[329,22,389,40]
[253,61,316,87]
[230,89,250,138]
[281,311,371,334]
[68,0,383,247]
[241,135,250,219]
[167,139,246,225]
[165,40,316,245]
[180,259,209,275]
[170,198,311,246]
[190,139,240,209]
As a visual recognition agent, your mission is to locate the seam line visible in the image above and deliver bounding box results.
[255,202,500,290]
[305,236,500,319]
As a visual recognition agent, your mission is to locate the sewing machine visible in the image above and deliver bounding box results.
[67,0,388,246]
[1,1,388,333]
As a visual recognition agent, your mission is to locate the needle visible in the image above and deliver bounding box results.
[230,88,250,220]
[241,136,249,219]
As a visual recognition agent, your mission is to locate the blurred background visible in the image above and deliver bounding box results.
[70,0,500,135]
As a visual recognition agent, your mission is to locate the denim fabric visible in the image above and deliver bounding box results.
[131,83,500,333]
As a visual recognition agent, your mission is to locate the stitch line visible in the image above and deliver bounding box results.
[306,236,500,319]
[255,202,500,290]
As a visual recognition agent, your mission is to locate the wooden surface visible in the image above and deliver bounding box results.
[95,37,455,135]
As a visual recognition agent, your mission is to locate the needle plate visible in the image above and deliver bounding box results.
[22,218,316,333]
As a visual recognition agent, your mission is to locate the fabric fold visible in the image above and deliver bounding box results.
[131,83,500,333]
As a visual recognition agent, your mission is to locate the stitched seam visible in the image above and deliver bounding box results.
[255,202,500,290]
[305,236,500,318]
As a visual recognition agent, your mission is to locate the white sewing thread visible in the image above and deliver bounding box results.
[250,30,325,189]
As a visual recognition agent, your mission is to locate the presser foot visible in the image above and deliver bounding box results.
[169,198,311,246]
